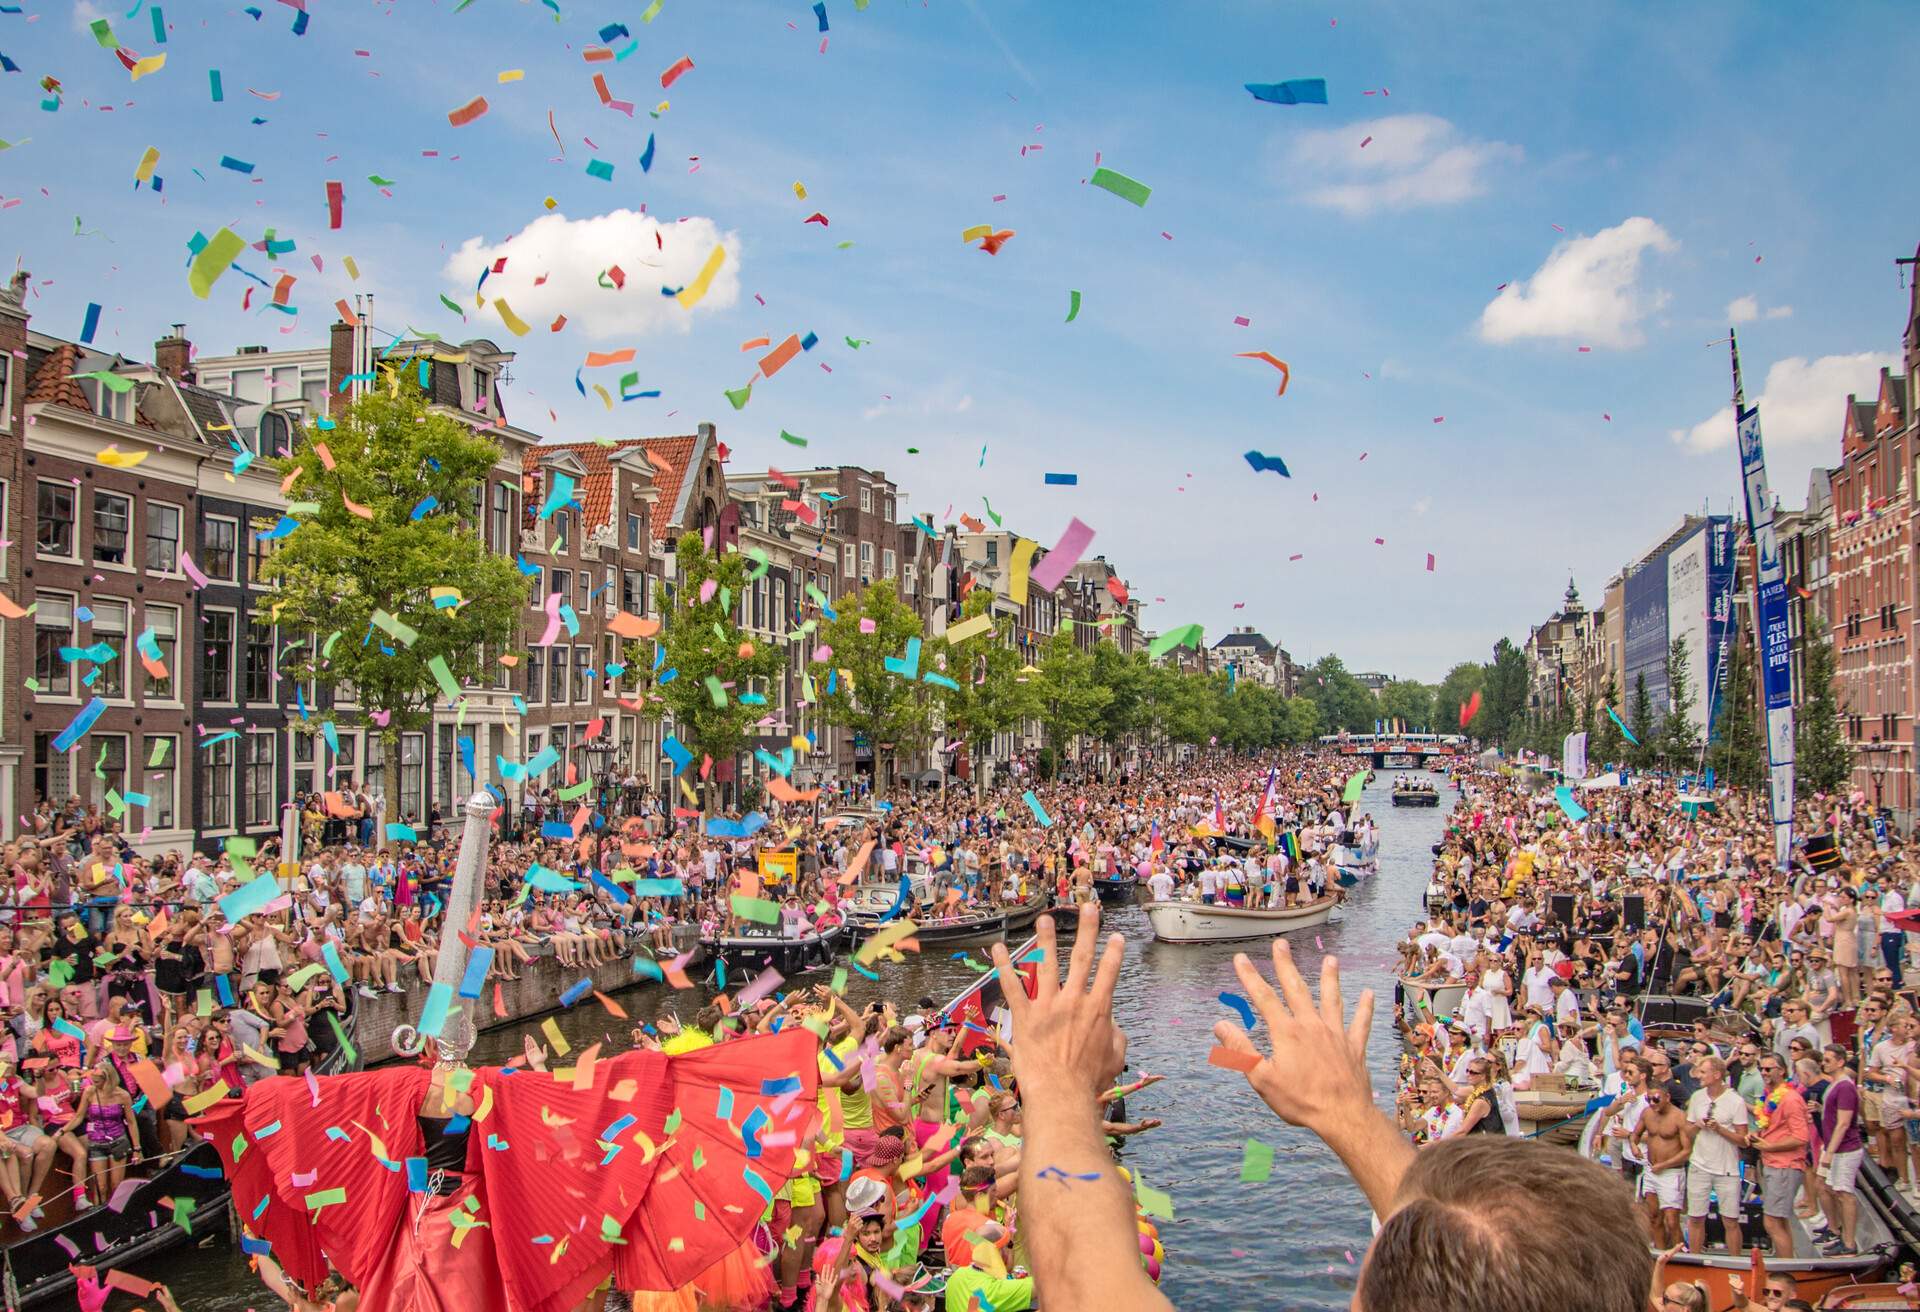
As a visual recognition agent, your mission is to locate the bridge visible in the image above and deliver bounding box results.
[1318,733,1468,769]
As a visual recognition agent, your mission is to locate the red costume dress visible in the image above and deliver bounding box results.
[195,1029,819,1312]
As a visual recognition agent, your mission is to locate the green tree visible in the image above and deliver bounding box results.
[1707,635,1765,790]
[1378,679,1434,733]
[935,590,1026,794]
[1796,616,1854,797]
[1593,672,1624,767]
[1480,639,1529,747]
[264,392,527,738]
[1303,655,1378,733]
[1029,627,1113,768]
[1160,663,1222,746]
[627,533,786,811]
[1627,671,1658,769]
[1279,694,1322,743]
[809,581,935,794]
[1433,661,1485,735]
[1089,641,1150,753]
[1660,636,1700,769]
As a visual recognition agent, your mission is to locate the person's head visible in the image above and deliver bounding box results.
[1758,1053,1791,1091]
[855,1212,888,1255]
[1783,999,1811,1026]
[1357,1137,1651,1312]
[1695,1056,1728,1090]
[959,1163,996,1206]
[1658,1280,1709,1312]
[1759,1273,1798,1309]
[1820,1043,1851,1077]
[1644,1082,1675,1114]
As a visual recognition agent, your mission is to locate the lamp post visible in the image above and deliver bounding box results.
[585,741,615,813]
[1863,735,1891,815]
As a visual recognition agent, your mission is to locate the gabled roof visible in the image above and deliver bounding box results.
[525,435,700,541]
[1212,630,1274,654]
[25,341,161,430]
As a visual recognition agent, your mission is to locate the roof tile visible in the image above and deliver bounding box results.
[524,435,700,542]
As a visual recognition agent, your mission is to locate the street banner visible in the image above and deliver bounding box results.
[1735,398,1795,870]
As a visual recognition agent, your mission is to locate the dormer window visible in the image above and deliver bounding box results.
[79,375,134,424]
[473,366,494,412]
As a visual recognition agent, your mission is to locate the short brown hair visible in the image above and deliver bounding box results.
[1360,1137,1650,1312]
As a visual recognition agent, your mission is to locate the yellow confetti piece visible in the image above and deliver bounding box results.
[473,1083,495,1123]
[494,297,532,336]
[961,224,992,243]
[343,255,360,280]
[543,196,558,210]
[541,1016,571,1056]
[675,245,726,309]
[793,181,807,199]
[593,383,612,409]
[130,52,166,81]
[1008,538,1037,606]
[134,146,160,183]
[96,445,150,469]
[498,69,525,82]
[654,99,670,114]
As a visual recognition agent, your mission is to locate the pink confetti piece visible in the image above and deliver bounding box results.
[992,194,1006,202]
[1358,452,1368,461]
[1373,537,1385,545]
[1602,413,1611,421]
[1551,223,1565,232]
[1431,416,1444,423]
[754,293,766,305]
[1577,345,1592,352]
[1232,315,1250,326]
[1160,231,1173,240]
[1425,553,1436,572]
[1359,135,1372,148]
[1288,553,1303,561]
[1316,936,1324,950]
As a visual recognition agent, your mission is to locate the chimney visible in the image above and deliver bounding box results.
[154,324,193,382]
[328,317,357,417]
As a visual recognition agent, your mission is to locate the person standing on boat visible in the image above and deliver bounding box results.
[1632,1082,1691,1247]
[1683,1055,1750,1254]
[1750,1052,1811,1258]
[1814,1042,1865,1254]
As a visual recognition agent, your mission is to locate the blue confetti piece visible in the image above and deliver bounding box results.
[559,977,593,1007]
[813,1,827,30]
[79,302,101,344]
[1218,991,1258,1030]
[639,133,655,173]
[1245,78,1327,106]
[1044,472,1078,485]
[219,155,255,174]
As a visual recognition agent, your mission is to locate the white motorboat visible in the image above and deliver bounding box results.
[1145,895,1337,944]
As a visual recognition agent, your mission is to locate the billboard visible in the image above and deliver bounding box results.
[1623,555,1670,730]
[1665,519,1737,746]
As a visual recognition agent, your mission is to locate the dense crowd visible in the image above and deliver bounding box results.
[1398,758,1914,1289]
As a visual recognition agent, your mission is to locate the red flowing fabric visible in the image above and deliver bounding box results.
[194,1029,820,1311]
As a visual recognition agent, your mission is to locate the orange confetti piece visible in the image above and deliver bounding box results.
[593,991,628,1019]
[739,337,771,351]
[342,494,374,520]
[1207,1046,1261,1073]
[584,348,636,367]
[447,95,490,127]
[314,442,336,470]
[660,55,694,88]
[758,334,802,378]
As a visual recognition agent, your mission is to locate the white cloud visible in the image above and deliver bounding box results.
[1671,351,1897,453]
[1727,295,1793,325]
[442,210,741,340]
[1286,114,1521,215]
[1478,217,1676,348]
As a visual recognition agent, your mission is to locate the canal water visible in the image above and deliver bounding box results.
[155,772,1446,1309]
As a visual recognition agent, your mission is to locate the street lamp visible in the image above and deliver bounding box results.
[1863,735,1892,815]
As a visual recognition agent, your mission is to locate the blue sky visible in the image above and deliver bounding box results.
[6,0,1918,682]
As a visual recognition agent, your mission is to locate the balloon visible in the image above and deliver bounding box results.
[738,641,756,659]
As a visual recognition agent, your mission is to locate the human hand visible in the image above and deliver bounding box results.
[1212,939,1376,1141]
[988,904,1126,1102]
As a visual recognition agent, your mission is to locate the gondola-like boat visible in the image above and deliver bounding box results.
[702,920,846,977]
[1144,894,1337,944]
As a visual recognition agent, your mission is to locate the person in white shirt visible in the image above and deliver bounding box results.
[1685,1057,1750,1254]
[1866,1012,1919,1188]
[1880,884,1909,988]
[1522,961,1558,1013]
[1550,976,1581,1031]
[1145,868,1175,903]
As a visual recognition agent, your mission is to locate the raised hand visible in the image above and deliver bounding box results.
[990,903,1127,1100]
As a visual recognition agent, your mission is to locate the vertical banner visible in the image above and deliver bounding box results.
[1563,731,1588,783]
[1736,401,1795,869]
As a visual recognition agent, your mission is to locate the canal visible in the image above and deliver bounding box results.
[156,772,1447,1309]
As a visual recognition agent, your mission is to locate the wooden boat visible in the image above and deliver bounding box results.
[1093,870,1140,903]
[1,999,362,1307]
[886,894,1053,949]
[703,921,845,976]
[1398,976,1469,1029]
[1509,1079,1600,1145]
[1819,1282,1920,1309]
[1391,780,1440,807]
[1144,894,1336,944]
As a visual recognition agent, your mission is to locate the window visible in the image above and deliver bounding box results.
[143,735,177,829]
[626,513,643,550]
[202,610,236,702]
[622,569,645,614]
[574,644,593,703]
[365,735,385,802]
[241,733,276,829]
[201,737,235,830]
[985,540,999,567]
[882,549,897,580]
[603,635,619,697]
[91,599,127,699]
[333,732,358,786]
[552,509,571,547]
[527,648,545,704]
[436,724,457,811]
[37,481,75,557]
[860,542,874,577]
[549,645,569,704]
[884,496,895,520]
[0,357,10,434]
[94,735,128,808]
[32,732,72,807]
[144,605,179,700]
[33,595,74,696]
[292,731,315,801]
[93,491,131,566]
[146,503,182,574]
[550,567,572,599]
[844,544,856,576]
[79,376,134,424]
[399,733,425,821]
[491,483,516,551]
[860,486,873,513]
[202,517,238,581]
[248,517,279,584]
[243,618,276,702]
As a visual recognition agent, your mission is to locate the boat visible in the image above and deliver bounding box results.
[1398,975,1469,1030]
[1391,779,1440,807]
[1093,869,1140,903]
[703,920,845,977]
[1332,831,1378,884]
[1509,1078,1601,1145]
[1382,753,1416,769]
[0,996,361,1307]
[1657,1225,1888,1310]
[1819,1283,1920,1310]
[1144,894,1336,944]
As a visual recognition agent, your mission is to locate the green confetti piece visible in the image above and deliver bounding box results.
[368,174,396,187]
[1134,1181,1174,1219]
[90,18,118,49]
[1239,1138,1273,1182]
[779,429,807,446]
[705,675,728,707]
[724,383,752,410]
[1089,167,1151,207]
[1065,289,1081,322]
[664,1108,683,1134]
[439,292,467,319]
[731,894,781,924]
[640,0,663,19]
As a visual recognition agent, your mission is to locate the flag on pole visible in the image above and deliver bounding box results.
[1253,766,1277,840]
